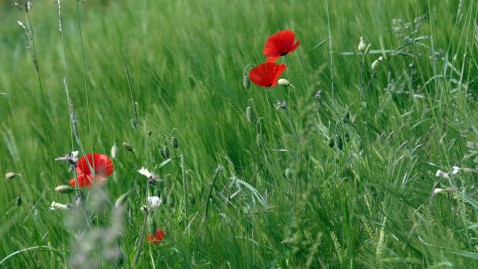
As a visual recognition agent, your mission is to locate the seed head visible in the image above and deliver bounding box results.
[115,192,129,208]
[55,185,75,194]
[161,145,170,159]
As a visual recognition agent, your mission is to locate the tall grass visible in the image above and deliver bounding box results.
[1,0,478,268]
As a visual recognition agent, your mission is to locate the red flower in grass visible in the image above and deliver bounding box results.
[263,30,301,63]
[69,153,114,188]
[146,228,165,244]
[249,62,287,88]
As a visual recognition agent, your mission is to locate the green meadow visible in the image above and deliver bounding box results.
[1,0,478,268]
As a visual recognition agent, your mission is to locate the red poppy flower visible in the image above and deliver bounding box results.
[263,30,301,63]
[146,228,165,244]
[69,153,114,188]
[249,62,287,88]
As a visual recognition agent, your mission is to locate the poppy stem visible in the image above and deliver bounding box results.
[180,154,188,231]
[360,52,365,100]
[134,210,149,266]
[134,181,150,266]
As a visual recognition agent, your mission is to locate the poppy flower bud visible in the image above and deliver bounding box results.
[328,138,335,148]
[243,75,251,90]
[115,192,129,208]
[5,172,16,180]
[161,145,170,159]
[285,168,294,180]
[50,201,71,211]
[358,36,367,53]
[111,144,119,159]
[371,56,384,71]
[278,78,292,87]
[343,112,350,123]
[246,106,256,123]
[122,142,134,152]
[16,196,22,206]
[55,185,75,194]
[171,137,179,149]
[336,135,344,150]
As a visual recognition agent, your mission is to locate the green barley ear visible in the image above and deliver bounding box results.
[115,192,129,208]
[246,106,255,123]
[256,134,263,147]
[161,145,170,159]
[243,75,251,90]
[242,64,254,90]
[55,185,75,194]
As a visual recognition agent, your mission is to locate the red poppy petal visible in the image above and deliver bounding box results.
[69,174,94,188]
[155,228,165,241]
[92,154,114,176]
[249,63,287,88]
[76,154,92,175]
[270,64,287,88]
[76,154,114,177]
[263,30,300,57]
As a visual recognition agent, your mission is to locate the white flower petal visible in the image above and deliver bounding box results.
[147,196,161,208]
[138,167,152,178]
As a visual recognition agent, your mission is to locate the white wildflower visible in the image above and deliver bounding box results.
[435,170,444,177]
[452,166,460,174]
[147,196,162,209]
[138,167,152,178]
[433,188,444,194]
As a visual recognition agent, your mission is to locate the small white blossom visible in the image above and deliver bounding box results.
[435,170,444,177]
[138,167,152,178]
[147,196,162,209]
[433,188,444,194]
[452,166,460,174]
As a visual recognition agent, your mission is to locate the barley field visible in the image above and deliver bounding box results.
[1,0,478,268]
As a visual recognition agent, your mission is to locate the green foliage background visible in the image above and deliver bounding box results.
[1,0,478,268]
